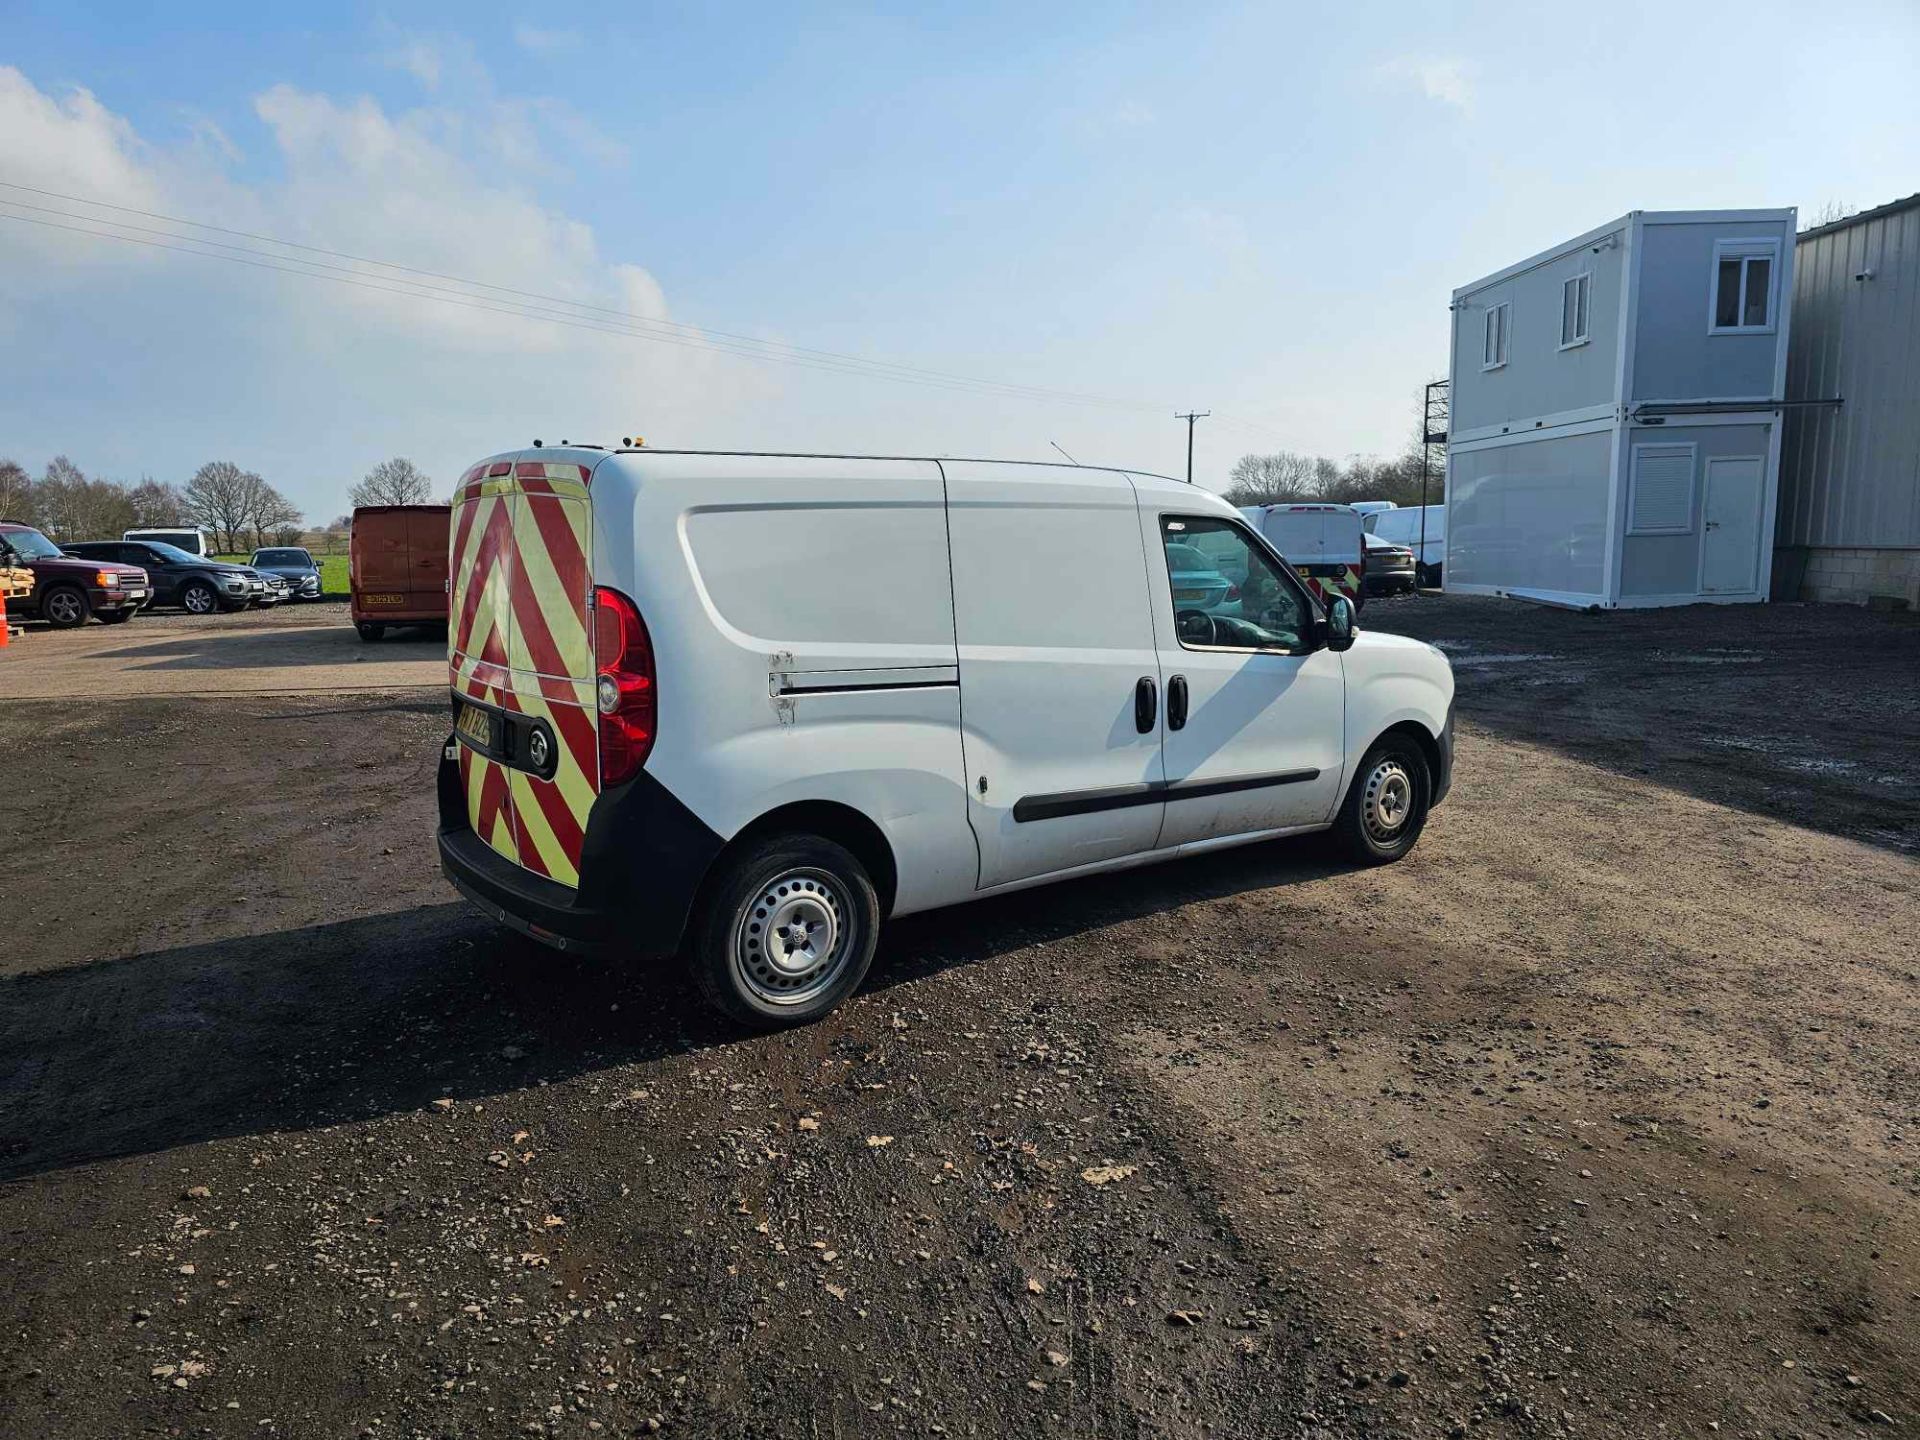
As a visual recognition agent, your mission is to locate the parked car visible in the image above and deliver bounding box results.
[254,571,292,606]
[65,539,266,613]
[437,448,1455,1029]
[1162,541,1236,611]
[1362,533,1417,596]
[124,525,211,558]
[1364,504,1446,586]
[249,546,324,600]
[0,522,150,628]
[1239,503,1367,612]
[350,504,451,641]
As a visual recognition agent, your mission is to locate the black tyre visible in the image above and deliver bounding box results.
[98,608,136,625]
[1331,733,1431,865]
[691,834,881,1028]
[356,621,386,642]
[180,580,220,616]
[41,585,90,629]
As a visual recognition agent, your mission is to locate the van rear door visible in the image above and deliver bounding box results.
[448,457,599,887]
[406,508,451,618]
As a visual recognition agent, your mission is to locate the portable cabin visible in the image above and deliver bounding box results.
[1446,208,1796,608]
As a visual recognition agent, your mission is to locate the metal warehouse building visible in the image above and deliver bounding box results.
[1778,193,1920,609]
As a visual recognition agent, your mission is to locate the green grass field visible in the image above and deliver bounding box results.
[213,552,350,598]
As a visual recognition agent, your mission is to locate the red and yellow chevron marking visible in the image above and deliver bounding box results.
[1300,565,1362,607]
[449,458,598,885]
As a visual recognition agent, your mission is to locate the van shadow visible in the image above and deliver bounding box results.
[0,839,1339,1182]
[92,623,449,671]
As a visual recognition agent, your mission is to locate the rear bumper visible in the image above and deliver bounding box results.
[440,824,610,951]
[354,601,448,624]
[435,733,725,959]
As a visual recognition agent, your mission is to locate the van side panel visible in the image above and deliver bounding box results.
[943,461,1167,889]
[590,454,976,919]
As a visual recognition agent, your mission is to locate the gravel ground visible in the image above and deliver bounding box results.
[0,594,1914,1438]
[1,601,445,699]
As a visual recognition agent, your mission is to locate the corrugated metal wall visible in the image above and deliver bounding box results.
[1780,200,1920,548]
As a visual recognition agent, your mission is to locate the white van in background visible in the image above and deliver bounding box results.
[1239,503,1367,611]
[439,449,1454,1027]
[1349,500,1397,516]
[125,526,211,558]
[1365,504,1447,586]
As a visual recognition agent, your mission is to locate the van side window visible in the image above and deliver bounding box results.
[1160,517,1308,652]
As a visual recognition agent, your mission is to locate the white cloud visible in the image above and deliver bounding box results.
[1379,55,1474,111]
[0,64,747,517]
[514,24,582,56]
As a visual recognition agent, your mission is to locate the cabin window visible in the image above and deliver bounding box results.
[1559,273,1591,348]
[1481,301,1510,370]
[1710,240,1779,333]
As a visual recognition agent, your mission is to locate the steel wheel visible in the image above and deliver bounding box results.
[44,589,86,626]
[1361,756,1414,845]
[182,583,216,615]
[731,866,859,1007]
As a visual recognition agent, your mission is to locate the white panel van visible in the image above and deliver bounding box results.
[1239,504,1367,611]
[439,449,1455,1026]
[125,526,210,558]
[1365,504,1447,584]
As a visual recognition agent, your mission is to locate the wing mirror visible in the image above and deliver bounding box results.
[1323,594,1357,652]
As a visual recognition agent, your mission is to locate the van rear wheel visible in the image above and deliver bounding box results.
[356,621,385,642]
[1331,734,1431,865]
[692,834,881,1028]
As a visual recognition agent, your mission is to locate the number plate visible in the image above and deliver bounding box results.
[1174,589,1205,602]
[455,702,493,748]
[363,592,406,606]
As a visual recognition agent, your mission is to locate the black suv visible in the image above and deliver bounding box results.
[64,540,266,614]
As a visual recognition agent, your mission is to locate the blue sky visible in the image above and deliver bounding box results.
[2,1,1917,521]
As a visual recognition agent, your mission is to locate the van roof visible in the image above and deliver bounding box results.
[546,446,1196,491]
[351,504,452,515]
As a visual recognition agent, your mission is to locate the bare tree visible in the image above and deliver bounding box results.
[183,461,258,553]
[0,459,31,523]
[1222,451,1321,506]
[246,481,303,550]
[351,457,433,508]
[34,457,135,540]
[128,477,187,528]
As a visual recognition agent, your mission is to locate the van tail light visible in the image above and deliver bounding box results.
[592,586,655,786]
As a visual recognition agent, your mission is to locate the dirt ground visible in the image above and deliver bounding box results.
[1,601,446,699]
[0,594,1914,1439]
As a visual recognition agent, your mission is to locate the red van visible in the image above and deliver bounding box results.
[349,504,450,641]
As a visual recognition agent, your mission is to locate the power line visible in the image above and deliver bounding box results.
[0,180,1171,416]
[0,177,1307,446]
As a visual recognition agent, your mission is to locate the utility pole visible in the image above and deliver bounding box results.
[1174,411,1210,484]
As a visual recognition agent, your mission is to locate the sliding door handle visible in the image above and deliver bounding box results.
[1167,674,1188,731]
[1134,676,1158,734]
